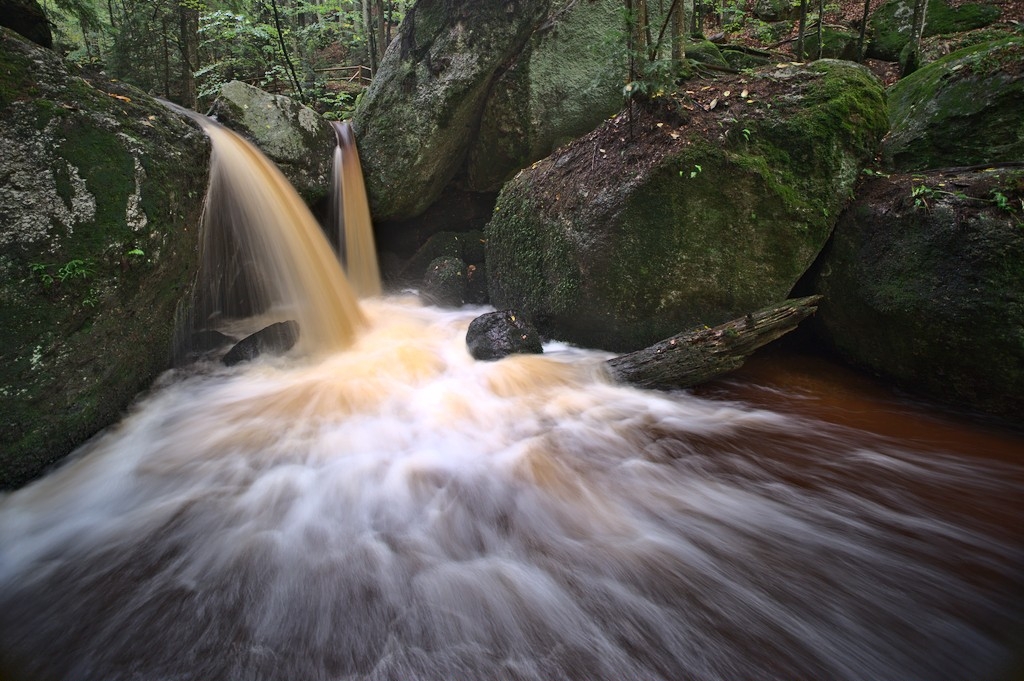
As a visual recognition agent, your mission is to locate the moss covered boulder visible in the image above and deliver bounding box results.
[867,0,1002,61]
[0,28,208,488]
[883,36,1024,172]
[809,167,1024,422]
[486,61,888,352]
[351,0,551,221]
[465,0,626,193]
[207,80,335,203]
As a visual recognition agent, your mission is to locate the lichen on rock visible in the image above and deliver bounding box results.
[0,27,209,488]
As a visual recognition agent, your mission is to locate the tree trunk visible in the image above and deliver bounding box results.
[671,0,686,62]
[161,14,170,98]
[362,0,378,74]
[636,0,652,59]
[796,0,807,59]
[857,0,870,61]
[816,0,824,59]
[905,0,928,73]
[178,3,198,109]
[374,0,387,62]
[270,0,305,101]
[605,296,822,389]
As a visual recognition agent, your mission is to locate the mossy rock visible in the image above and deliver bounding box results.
[0,0,51,48]
[722,48,771,70]
[351,0,551,221]
[397,229,485,284]
[753,0,799,22]
[884,36,1024,171]
[686,40,730,68]
[809,168,1024,423]
[421,255,467,308]
[867,0,1002,61]
[207,80,335,204]
[0,28,208,488]
[486,61,888,351]
[917,22,1024,65]
[802,26,862,61]
[465,0,626,193]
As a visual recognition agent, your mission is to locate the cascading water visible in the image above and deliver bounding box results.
[330,120,382,298]
[177,109,365,356]
[1,114,1023,681]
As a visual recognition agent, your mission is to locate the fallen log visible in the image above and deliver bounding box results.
[605,296,822,389]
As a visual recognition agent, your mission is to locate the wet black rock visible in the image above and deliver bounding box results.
[466,310,543,361]
[222,321,299,366]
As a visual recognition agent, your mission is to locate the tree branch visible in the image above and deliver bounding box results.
[605,296,822,389]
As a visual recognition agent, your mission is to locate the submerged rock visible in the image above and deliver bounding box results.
[809,166,1024,423]
[486,60,888,351]
[0,28,208,488]
[883,36,1024,172]
[466,310,543,361]
[222,321,299,366]
[207,80,335,203]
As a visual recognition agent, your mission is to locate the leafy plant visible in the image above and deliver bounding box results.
[57,259,95,282]
[29,262,54,287]
[991,188,1023,224]
[29,258,99,307]
[911,182,935,210]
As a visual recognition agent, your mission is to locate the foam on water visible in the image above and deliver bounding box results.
[1,298,1022,681]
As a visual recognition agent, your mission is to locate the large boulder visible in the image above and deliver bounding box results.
[883,36,1024,172]
[0,28,208,488]
[808,167,1024,422]
[867,0,1002,61]
[0,0,51,48]
[464,0,625,192]
[351,0,552,222]
[207,80,336,203]
[486,61,888,352]
[353,0,676,223]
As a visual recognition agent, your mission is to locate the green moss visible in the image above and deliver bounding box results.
[0,38,35,109]
[486,177,580,331]
[686,40,730,67]
[870,0,1001,60]
[926,0,1002,36]
[886,37,1024,170]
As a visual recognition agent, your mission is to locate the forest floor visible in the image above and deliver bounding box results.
[540,0,1024,205]
[700,0,1023,85]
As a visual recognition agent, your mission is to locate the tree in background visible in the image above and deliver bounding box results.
[39,0,409,111]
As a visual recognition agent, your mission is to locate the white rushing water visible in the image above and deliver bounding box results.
[1,298,1022,681]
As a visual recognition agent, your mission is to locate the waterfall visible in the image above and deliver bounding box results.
[1,109,1022,681]
[330,120,382,298]
[178,110,365,356]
